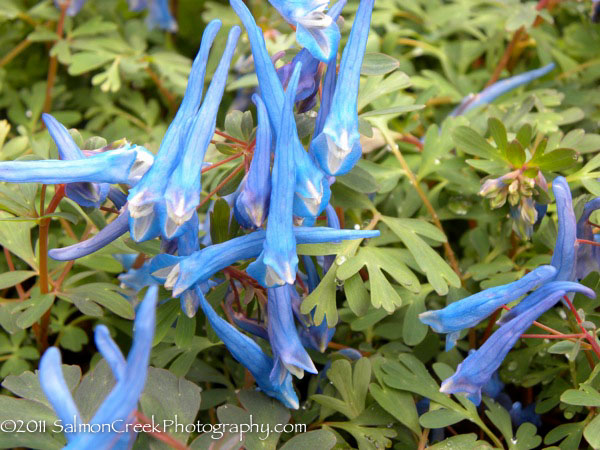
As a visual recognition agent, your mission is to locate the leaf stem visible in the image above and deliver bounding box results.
[0,39,32,69]
[379,126,463,282]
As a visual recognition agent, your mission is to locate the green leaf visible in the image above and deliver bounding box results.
[561,385,600,407]
[68,52,114,75]
[61,283,133,319]
[369,383,421,435]
[403,295,428,346]
[0,212,36,268]
[301,260,338,327]
[488,118,508,154]
[534,148,578,171]
[0,270,36,290]
[483,398,513,444]
[452,126,502,161]
[361,53,400,76]
[516,123,533,149]
[279,430,337,450]
[337,247,419,312]
[138,367,202,447]
[419,408,465,428]
[381,216,460,295]
[336,165,380,194]
[14,293,55,329]
[506,140,526,168]
[344,273,371,317]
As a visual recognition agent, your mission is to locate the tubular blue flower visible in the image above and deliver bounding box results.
[0,146,153,188]
[450,64,556,116]
[268,0,340,62]
[275,0,347,108]
[419,265,557,351]
[246,63,302,287]
[234,94,272,229]
[439,281,595,405]
[162,27,241,238]
[230,0,330,216]
[268,285,317,380]
[309,0,374,176]
[127,20,221,242]
[49,209,130,261]
[312,45,337,139]
[55,0,86,16]
[42,113,110,208]
[40,286,158,447]
[155,226,379,296]
[128,0,177,32]
[195,285,299,409]
[550,176,577,281]
[576,198,600,279]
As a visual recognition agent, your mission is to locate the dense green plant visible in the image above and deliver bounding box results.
[0,0,600,449]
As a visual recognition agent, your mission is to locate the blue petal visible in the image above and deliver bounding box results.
[295,19,340,63]
[451,64,556,116]
[419,265,557,350]
[0,147,152,186]
[39,347,82,442]
[127,20,222,238]
[309,0,374,175]
[168,226,379,295]
[162,27,241,237]
[66,286,158,447]
[195,285,299,409]
[439,281,595,405]
[147,0,178,32]
[234,94,272,229]
[268,285,317,380]
[94,325,127,381]
[49,210,130,261]
[550,176,576,281]
[247,63,303,286]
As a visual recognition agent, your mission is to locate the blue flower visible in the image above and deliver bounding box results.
[161,26,240,238]
[268,0,341,62]
[550,176,577,281]
[450,64,556,116]
[154,226,380,296]
[42,113,111,208]
[195,285,300,409]
[39,285,158,447]
[419,265,557,351]
[127,20,222,242]
[275,0,347,109]
[128,0,178,32]
[49,210,130,261]
[439,281,595,405]
[54,0,86,16]
[0,143,153,190]
[230,0,330,217]
[246,63,302,286]
[234,94,272,229]
[310,0,375,176]
[268,285,317,379]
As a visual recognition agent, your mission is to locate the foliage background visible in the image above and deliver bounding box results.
[0,0,600,448]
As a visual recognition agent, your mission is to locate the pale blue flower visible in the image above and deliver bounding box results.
[40,286,158,448]
[268,0,341,62]
[310,0,375,176]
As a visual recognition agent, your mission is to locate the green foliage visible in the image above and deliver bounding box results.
[0,0,600,448]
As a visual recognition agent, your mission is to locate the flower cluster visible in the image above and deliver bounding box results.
[420,176,599,404]
[4,0,379,411]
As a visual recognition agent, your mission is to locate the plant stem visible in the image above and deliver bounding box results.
[42,1,70,114]
[0,39,32,69]
[379,126,463,281]
[34,184,66,351]
[197,164,245,209]
[145,66,177,114]
[214,130,247,146]
[134,411,188,450]
[563,295,600,361]
[201,152,244,174]
[3,247,27,300]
